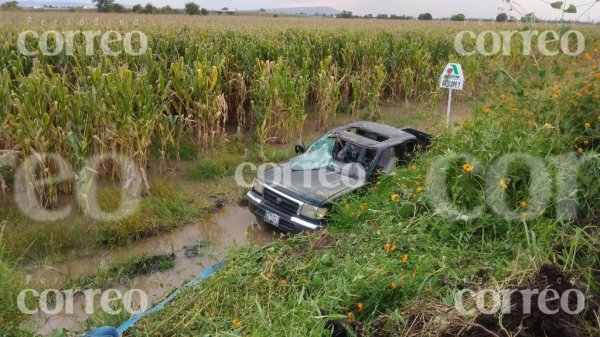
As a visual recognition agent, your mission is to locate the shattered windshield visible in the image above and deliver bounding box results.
[290,135,335,170]
[290,134,378,175]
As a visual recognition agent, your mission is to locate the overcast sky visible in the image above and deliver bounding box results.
[118,0,600,21]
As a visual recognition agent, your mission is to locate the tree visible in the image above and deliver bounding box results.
[92,0,115,12]
[161,5,172,14]
[259,8,265,12]
[221,7,228,10]
[522,13,537,23]
[496,13,508,22]
[132,4,142,12]
[337,10,353,19]
[376,13,388,19]
[0,1,20,9]
[143,3,157,14]
[200,8,209,15]
[418,13,432,20]
[450,13,466,21]
[184,2,199,15]
[109,3,125,12]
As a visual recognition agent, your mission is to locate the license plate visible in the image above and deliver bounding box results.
[264,211,280,226]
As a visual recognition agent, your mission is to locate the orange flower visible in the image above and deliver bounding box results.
[519,200,528,208]
[584,53,592,61]
[583,84,591,93]
[499,178,508,190]
[345,203,350,209]
[391,193,401,202]
[391,282,398,289]
[593,65,599,70]
[500,94,506,100]
[243,230,249,238]
[462,163,474,172]
[583,140,590,146]
[410,165,418,171]
[266,272,273,279]
[391,244,397,252]
[279,279,288,286]
[356,303,363,312]
[482,107,490,113]
[584,122,591,129]
[384,243,390,252]
[402,254,408,264]
[416,185,424,193]
[347,312,354,322]
[595,72,600,79]
[232,319,241,328]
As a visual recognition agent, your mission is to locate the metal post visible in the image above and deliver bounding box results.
[446,88,453,129]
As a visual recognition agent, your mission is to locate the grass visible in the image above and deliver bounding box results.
[0,180,212,262]
[68,253,176,290]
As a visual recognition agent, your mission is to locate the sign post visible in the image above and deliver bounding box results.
[439,63,464,128]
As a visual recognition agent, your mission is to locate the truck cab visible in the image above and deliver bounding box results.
[246,121,431,233]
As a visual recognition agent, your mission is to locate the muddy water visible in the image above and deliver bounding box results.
[27,206,278,335]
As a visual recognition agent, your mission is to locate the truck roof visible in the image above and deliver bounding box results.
[331,121,417,149]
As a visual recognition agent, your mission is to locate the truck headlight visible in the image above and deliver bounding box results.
[252,178,265,195]
[300,204,328,220]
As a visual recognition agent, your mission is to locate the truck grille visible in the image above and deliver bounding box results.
[263,187,300,215]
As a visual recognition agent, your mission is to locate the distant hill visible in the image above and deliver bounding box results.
[265,7,341,16]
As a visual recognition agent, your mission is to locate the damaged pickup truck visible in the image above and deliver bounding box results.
[246,121,431,233]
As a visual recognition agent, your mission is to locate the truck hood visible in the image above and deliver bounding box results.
[261,162,366,206]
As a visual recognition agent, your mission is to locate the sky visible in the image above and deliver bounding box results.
[116,0,600,21]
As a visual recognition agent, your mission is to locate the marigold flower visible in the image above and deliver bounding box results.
[543,123,554,131]
[347,312,354,322]
[584,122,591,129]
[596,72,600,79]
[519,200,528,208]
[280,279,288,286]
[411,165,418,171]
[391,193,401,202]
[482,107,490,113]
[416,185,424,193]
[232,319,241,328]
[243,230,249,238]
[584,53,592,61]
[462,163,474,172]
[583,140,590,146]
[384,243,390,252]
[578,147,584,154]
[345,203,350,209]
[391,244,397,252]
[356,303,363,312]
[391,282,398,289]
[499,178,508,190]
[583,84,591,93]
[500,94,506,100]
[402,254,409,264]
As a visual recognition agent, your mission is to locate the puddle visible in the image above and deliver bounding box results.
[26,206,278,335]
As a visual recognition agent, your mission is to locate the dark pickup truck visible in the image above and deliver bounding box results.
[246,121,431,233]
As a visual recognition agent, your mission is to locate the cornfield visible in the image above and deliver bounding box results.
[0,12,594,207]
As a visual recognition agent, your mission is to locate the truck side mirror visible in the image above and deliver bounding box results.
[295,143,306,155]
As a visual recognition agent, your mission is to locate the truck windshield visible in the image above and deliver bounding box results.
[290,134,376,174]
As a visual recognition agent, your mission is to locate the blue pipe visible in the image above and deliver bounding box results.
[82,261,226,337]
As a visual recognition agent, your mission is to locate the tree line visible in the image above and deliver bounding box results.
[91,0,210,15]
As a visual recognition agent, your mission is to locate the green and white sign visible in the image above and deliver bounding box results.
[440,63,465,129]
[440,63,464,90]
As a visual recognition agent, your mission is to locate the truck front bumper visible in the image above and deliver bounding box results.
[246,191,322,234]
